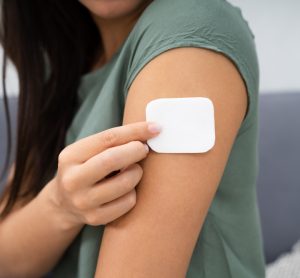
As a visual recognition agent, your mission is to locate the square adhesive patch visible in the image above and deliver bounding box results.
[145,97,215,153]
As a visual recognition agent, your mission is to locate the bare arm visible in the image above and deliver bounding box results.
[0,123,161,278]
[95,47,247,277]
[0,173,83,278]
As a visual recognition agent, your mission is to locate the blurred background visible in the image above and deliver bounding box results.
[0,0,299,277]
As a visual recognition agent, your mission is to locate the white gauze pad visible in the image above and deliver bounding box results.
[145,97,215,153]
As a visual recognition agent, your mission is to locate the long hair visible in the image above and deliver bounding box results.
[0,0,101,218]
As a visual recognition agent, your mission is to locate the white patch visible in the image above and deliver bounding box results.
[146,97,215,153]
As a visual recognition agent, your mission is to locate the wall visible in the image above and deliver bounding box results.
[228,0,300,93]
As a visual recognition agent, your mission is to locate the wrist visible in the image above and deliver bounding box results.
[39,178,84,233]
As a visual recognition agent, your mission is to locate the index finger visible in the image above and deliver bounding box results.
[64,121,161,163]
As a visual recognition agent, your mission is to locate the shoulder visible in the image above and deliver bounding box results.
[127,0,258,81]
[125,0,259,130]
[135,0,254,37]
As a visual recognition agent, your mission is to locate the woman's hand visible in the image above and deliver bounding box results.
[48,121,161,230]
[0,121,160,277]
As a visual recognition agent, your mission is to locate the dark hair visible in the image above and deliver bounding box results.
[0,0,101,218]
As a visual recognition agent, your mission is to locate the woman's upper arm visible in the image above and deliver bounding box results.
[94,47,248,277]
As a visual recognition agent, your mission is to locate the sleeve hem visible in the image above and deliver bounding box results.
[123,38,257,134]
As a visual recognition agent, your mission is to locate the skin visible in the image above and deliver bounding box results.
[0,0,248,277]
[94,47,247,277]
[84,1,247,277]
[0,123,160,277]
[79,0,153,67]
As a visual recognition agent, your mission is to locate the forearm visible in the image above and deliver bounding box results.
[0,179,83,278]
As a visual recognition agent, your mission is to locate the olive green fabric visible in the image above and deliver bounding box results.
[51,0,266,277]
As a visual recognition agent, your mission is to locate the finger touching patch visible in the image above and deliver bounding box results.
[146,97,215,153]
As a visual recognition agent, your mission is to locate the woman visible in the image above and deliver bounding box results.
[0,0,266,277]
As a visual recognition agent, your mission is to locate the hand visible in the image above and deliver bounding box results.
[48,121,161,229]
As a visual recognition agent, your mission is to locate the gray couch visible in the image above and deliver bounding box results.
[0,93,300,264]
[257,92,300,263]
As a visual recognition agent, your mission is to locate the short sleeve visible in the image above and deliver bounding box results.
[123,0,259,133]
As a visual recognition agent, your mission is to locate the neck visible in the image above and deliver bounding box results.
[91,2,151,68]
[92,16,136,64]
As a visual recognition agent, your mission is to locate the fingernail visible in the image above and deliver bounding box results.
[144,143,149,152]
[148,122,162,133]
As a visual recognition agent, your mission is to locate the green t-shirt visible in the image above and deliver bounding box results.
[52,0,265,277]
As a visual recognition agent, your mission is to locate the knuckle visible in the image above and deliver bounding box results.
[132,140,144,151]
[88,192,97,206]
[58,149,69,166]
[85,213,98,226]
[127,190,137,207]
[88,217,98,226]
[58,144,76,166]
[60,174,76,192]
[89,197,101,209]
[133,163,143,176]
[129,164,143,183]
[120,173,132,191]
[73,196,87,210]
[100,152,115,171]
[100,215,110,226]
[102,130,118,146]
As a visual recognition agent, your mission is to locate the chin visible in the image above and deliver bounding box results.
[79,0,148,20]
